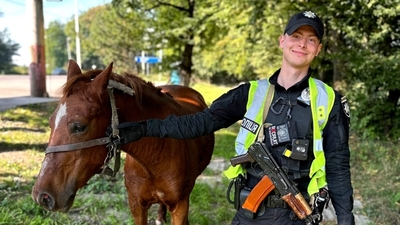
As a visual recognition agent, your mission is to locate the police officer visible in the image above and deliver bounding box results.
[109,11,355,225]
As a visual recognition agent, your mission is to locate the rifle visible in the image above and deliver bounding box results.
[231,142,321,224]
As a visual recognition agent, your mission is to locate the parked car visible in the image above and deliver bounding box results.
[51,68,67,75]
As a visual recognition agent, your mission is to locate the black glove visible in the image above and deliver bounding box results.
[106,121,147,145]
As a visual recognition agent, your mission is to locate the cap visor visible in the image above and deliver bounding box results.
[285,22,322,39]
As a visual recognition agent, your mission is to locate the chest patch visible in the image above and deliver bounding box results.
[241,117,260,134]
[297,87,311,106]
[341,96,350,118]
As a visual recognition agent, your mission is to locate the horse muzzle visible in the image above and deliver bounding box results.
[32,187,76,213]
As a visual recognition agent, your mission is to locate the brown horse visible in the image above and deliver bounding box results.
[32,60,215,225]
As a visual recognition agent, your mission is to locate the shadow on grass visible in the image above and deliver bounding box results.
[0,141,47,153]
[0,126,46,132]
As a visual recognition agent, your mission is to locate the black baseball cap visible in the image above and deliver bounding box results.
[284,11,324,40]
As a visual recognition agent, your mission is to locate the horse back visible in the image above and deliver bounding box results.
[159,85,208,112]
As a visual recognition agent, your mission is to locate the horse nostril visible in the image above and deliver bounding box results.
[39,192,54,210]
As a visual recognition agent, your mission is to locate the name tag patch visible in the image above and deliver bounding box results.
[241,118,260,134]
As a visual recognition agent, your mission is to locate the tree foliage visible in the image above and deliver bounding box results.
[45,21,68,72]
[324,0,400,140]
[64,5,147,73]
[112,0,228,86]
[0,29,20,73]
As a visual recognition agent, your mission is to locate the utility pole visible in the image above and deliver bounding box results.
[26,0,47,97]
[74,0,81,67]
[66,37,72,59]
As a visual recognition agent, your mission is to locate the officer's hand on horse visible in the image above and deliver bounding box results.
[106,121,146,145]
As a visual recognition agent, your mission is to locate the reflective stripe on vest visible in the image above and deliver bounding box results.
[223,78,335,196]
[223,79,271,179]
[308,78,335,195]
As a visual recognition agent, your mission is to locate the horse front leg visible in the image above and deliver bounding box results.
[127,197,149,225]
[169,198,189,225]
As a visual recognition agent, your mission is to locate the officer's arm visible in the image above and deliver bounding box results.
[145,83,250,139]
[323,93,355,225]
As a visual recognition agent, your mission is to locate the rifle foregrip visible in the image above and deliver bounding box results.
[230,153,254,166]
[281,193,313,220]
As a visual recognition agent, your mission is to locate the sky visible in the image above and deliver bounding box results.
[0,0,111,66]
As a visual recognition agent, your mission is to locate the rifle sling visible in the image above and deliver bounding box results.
[257,84,275,142]
[241,84,275,213]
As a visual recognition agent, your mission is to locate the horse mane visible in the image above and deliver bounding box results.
[62,69,163,105]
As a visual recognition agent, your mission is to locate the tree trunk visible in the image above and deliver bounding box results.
[180,41,194,87]
[384,89,400,136]
[331,29,346,94]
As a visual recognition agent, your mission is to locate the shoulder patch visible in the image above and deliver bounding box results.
[341,96,350,118]
[241,117,260,134]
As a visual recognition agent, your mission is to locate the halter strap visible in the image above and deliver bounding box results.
[45,137,112,153]
[44,79,135,177]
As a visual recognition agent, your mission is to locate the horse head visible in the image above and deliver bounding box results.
[32,60,115,212]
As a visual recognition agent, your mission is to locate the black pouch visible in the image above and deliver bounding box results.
[232,174,246,210]
[239,187,266,219]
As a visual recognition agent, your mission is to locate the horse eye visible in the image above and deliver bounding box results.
[69,123,87,134]
[75,124,87,133]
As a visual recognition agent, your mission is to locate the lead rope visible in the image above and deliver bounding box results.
[101,87,121,177]
[101,80,135,177]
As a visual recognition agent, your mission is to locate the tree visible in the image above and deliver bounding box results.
[45,21,68,72]
[194,1,285,81]
[64,5,144,72]
[330,0,400,140]
[0,29,20,73]
[112,0,229,86]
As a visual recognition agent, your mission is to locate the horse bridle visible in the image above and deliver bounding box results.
[44,80,135,177]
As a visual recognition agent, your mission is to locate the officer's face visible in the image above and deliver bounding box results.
[279,26,322,69]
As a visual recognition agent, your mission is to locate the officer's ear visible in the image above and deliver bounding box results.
[279,34,286,49]
[315,43,322,57]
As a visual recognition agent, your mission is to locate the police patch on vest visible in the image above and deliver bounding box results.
[341,96,350,118]
[268,123,291,146]
[241,117,260,134]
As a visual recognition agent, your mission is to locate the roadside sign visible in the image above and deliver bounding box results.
[134,56,161,64]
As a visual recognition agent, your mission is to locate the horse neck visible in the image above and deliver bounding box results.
[113,88,177,122]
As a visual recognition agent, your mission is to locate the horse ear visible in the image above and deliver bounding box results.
[67,59,82,79]
[92,62,113,91]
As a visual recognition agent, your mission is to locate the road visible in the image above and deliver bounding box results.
[0,75,67,98]
[0,75,164,112]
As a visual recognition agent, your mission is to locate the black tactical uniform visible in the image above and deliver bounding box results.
[144,68,355,225]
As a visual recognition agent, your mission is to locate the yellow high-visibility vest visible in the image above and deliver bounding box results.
[223,78,335,195]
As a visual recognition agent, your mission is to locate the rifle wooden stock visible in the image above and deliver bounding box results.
[281,192,313,220]
[242,176,275,213]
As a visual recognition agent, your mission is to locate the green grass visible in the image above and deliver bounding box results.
[349,136,400,225]
[0,81,399,224]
